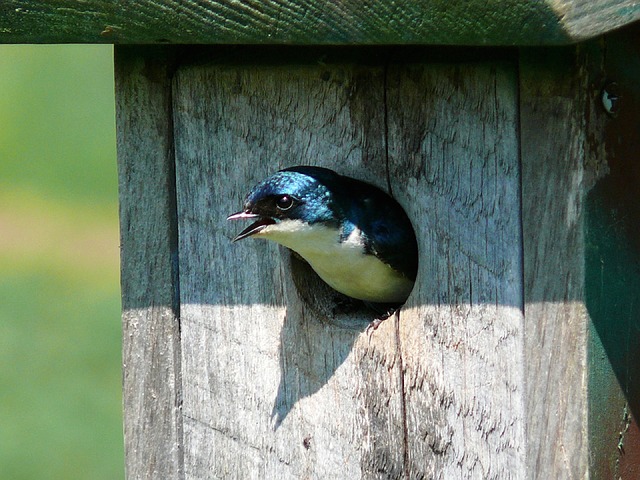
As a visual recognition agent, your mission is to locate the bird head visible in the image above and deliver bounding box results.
[227,166,341,242]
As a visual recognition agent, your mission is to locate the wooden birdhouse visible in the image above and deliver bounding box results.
[5,1,640,478]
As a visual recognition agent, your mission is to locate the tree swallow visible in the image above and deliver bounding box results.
[228,166,418,313]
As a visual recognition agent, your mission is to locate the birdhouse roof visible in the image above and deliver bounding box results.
[2,0,639,45]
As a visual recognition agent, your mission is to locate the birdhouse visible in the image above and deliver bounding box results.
[5,1,640,478]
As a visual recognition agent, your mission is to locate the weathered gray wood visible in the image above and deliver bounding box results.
[386,60,525,478]
[559,0,640,41]
[520,48,590,479]
[171,49,525,478]
[173,58,397,478]
[116,47,184,480]
[115,42,639,478]
[2,0,640,45]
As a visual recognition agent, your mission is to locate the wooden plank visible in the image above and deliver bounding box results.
[2,0,640,45]
[559,0,640,42]
[172,47,524,478]
[519,47,590,478]
[583,28,640,479]
[115,46,184,480]
[520,33,640,478]
[386,59,525,477]
[173,53,395,479]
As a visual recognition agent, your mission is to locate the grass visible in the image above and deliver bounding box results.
[0,45,123,479]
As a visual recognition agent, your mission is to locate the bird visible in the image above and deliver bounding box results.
[228,166,418,319]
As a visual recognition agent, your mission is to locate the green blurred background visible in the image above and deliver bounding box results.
[0,45,123,478]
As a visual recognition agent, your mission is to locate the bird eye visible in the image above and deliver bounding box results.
[276,195,294,211]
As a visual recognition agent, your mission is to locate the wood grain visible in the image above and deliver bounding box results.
[173,58,393,478]
[519,48,589,479]
[171,50,525,478]
[583,30,640,478]
[114,44,613,478]
[115,47,184,480]
[3,0,640,45]
[387,61,525,478]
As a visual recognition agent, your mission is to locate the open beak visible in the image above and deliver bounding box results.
[227,211,276,242]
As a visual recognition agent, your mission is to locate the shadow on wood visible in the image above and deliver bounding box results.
[583,27,640,478]
[116,43,639,478]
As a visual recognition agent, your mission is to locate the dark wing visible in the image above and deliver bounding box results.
[338,177,418,281]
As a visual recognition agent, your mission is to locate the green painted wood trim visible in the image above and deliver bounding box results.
[1,0,639,45]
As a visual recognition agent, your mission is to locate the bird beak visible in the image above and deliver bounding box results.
[227,211,260,221]
[227,211,276,242]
